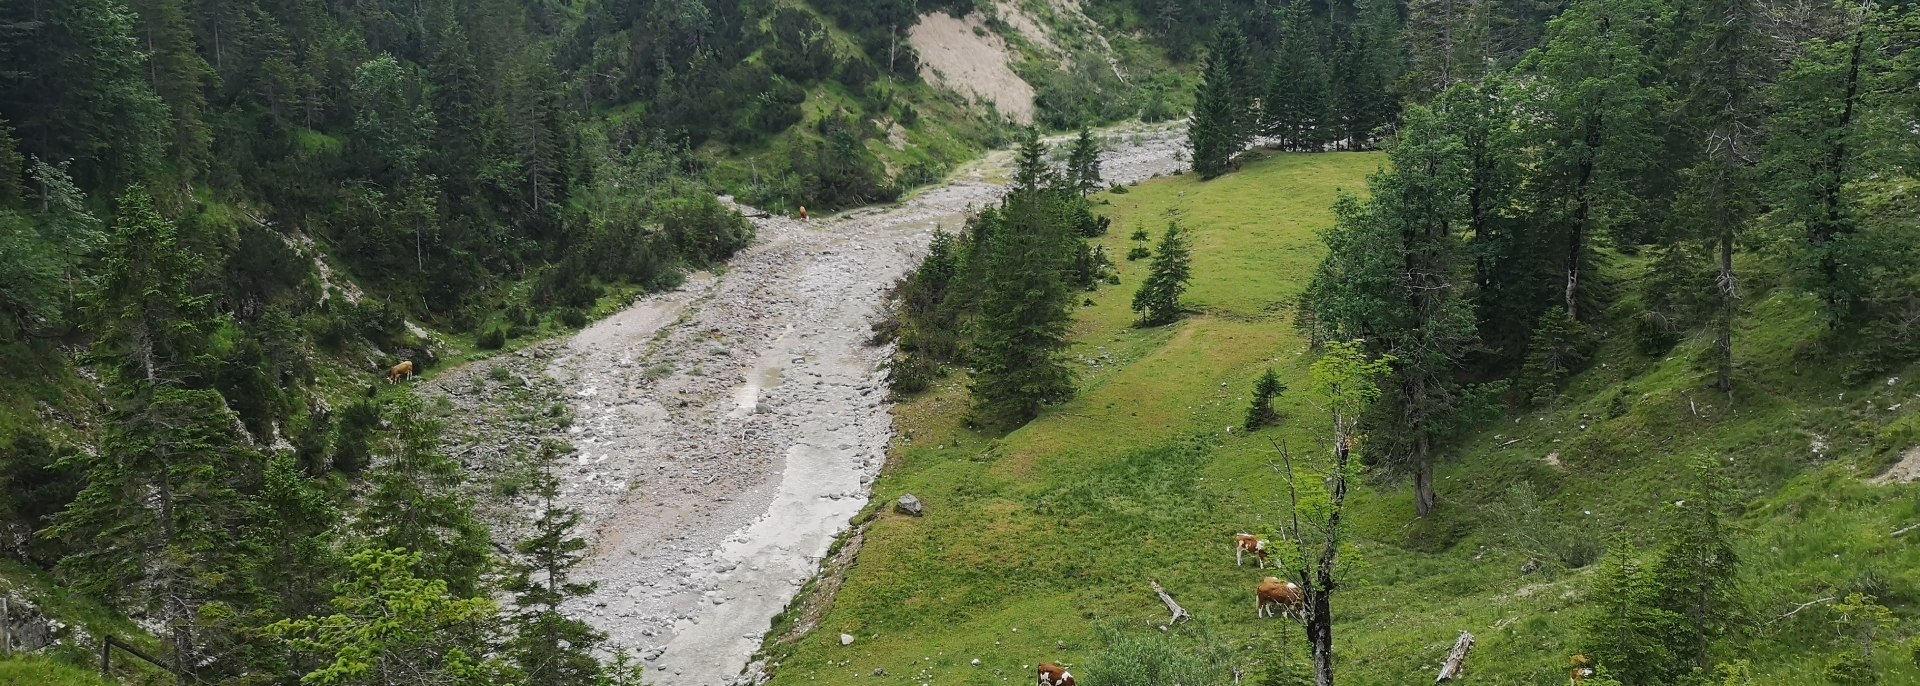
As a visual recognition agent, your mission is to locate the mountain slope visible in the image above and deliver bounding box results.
[758,150,1920,684]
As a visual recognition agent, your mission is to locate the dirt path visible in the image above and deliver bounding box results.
[426,122,1187,686]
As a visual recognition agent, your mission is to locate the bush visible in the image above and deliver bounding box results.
[332,399,382,474]
[557,308,588,329]
[1082,625,1236,686]
[476,326,507,350]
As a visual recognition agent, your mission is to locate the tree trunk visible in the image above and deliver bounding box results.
[1309,593,1335,686]
[1414,448,1435,518]
[1715,220,1735,395]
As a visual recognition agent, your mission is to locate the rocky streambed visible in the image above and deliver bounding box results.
[424,122,1190,686]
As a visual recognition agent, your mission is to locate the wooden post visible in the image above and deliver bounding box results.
[1435,631,1475,682]
[101,637,112,677]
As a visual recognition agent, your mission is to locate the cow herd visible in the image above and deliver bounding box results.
[1033,533,1307,686]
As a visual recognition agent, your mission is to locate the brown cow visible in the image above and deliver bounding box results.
[798,205,809,220]
[1256,576,1305,620]
[1234,533,1269,568]
[1037,663,1075,686]
[387,360,414,384]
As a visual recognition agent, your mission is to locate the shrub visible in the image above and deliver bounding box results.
[557,308,588,329]
[476,326,507,350]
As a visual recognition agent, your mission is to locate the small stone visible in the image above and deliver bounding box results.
[897,494,925,517]
[972,659,982,667]
[841,633,856,646]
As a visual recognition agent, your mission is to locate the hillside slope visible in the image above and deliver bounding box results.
[758,151,1920,684]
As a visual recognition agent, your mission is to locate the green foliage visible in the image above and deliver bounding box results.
[1519,307,1592,406]
[1263,4,1335,152]
[1081,625,1238,686]
[968,190,1078,427]
[1188,23,1253,178]
[476,325,507,351]
[1131,221,1192,327]
[507,445,605,686]
[1581,460,1742,685]
[269,548,512,686]
[1067,128,1104,198]
[1299,102,1480,516]
[1244,368,1286,430]
[356,391,492,597]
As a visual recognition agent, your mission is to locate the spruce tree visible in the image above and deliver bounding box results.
[1264,5,1335,151]
[357,390,493,597]
[1067,127,1103,197]
[1131,220,1192,326]
[1189,23,1254,177]
[1244,367,1286,430]
[507,443,605,686]
[968,131,1075,429]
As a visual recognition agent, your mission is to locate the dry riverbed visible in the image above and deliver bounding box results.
[423,122,1189,686]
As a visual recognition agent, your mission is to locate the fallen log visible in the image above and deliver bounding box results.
[1435,631,1474,682]
[1149,580,1191,624]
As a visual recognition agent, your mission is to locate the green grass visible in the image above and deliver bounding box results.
[759,150,1920,685]
[0,657,113,686]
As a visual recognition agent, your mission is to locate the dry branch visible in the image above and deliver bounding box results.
[1890,522,1920,538]
[1769,596,1836,625]
[1149,580,1192,624]
[1435,631,1474,682]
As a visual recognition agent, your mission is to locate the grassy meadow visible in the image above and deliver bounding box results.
[757,149,1920,685]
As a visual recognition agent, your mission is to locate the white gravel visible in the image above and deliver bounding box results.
[436,122,1189,686]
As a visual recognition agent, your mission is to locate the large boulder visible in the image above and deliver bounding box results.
[896,494,925,517]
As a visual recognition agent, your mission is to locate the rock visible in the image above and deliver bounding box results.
[896,494,925,517]
[841,633,856,646]
[874,668,888,677]
[971,659,982,667]
[1521,558,1542,575]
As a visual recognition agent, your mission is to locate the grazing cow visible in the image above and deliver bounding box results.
[1037,663,1074,686]
[387,360,414,384]
[1256,576,1306,620]
[1234,533,1269,568]
[798,205,809,220]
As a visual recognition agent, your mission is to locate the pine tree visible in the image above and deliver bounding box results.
[1066,127,1103,197]
[357,390,493,597]
[1131,220,1191,326]
[1189,22,1254,178]
[507,443,605,686]
[968,131,1076,429]
[1244,367,1286,430]
[1264,5,1335,151]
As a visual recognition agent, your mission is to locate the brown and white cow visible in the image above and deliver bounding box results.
[1256,576,1306,620]
[1037,663,1075,686]
[1235,533,1269,568]
[387,360,414,384]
